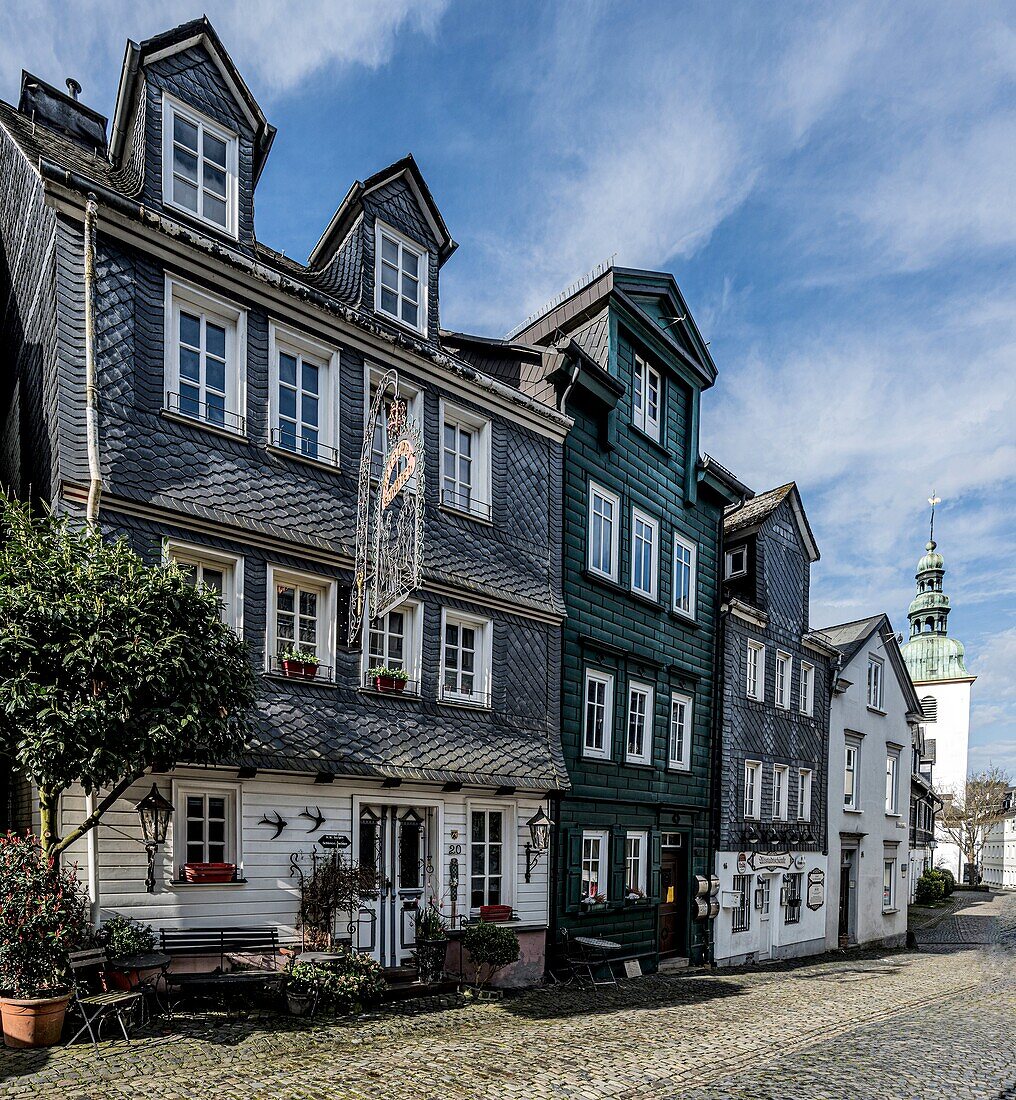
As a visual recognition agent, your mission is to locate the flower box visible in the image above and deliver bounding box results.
[282,658,318,680]
[374,675,407,693]
[479,904,513,923]
[182,862,236,884]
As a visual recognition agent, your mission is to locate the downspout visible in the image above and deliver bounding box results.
[707,542,727,967]
[84,792,100,924]
[83,193,102,526]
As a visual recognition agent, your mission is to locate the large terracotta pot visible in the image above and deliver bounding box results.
[1,993,71,1049]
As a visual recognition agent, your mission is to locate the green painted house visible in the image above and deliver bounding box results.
[507,264,743,969]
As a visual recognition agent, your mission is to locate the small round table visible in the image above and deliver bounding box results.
[109,953,172,1020]
[572,936,622,986]
[292,950,350,968]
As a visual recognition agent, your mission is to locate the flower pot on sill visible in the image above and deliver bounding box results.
[480,904,513,923]
[374,676,407,693]
[183,861,236,884]
[1,993,71,1049]
[282,659,318,680]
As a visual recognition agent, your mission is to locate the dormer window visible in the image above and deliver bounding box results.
[375,222,427,334]
[724,545,748,580]
[162,95,237,236]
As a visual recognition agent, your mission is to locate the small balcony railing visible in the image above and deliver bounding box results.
[267,654,335,684]
[440,489,492,522]
[438,685,492,709]
[166,391,246,435]
[270,427,340,467]
[361,670,421,697]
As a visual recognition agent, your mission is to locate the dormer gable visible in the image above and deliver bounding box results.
[309,155,456,340]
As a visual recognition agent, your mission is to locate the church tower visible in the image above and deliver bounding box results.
[901,497,976,878]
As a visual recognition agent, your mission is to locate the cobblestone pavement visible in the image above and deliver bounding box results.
[2,893,1012,1100]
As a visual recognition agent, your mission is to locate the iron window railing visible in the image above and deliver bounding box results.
[438,685,493,709]
[166,391,246,435]
[361,670,421,696]
[784,873,803,925]
[270,426,340,467]
[440,489,493,522]
[732,874,752,933]
[266,654,335,684]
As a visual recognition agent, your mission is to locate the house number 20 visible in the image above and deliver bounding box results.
[448,843,462,855]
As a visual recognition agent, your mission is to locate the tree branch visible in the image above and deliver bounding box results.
[50,772,145,856]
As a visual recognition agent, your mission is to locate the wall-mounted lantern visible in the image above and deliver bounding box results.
[524,808,553,883]
[135,783,174,894]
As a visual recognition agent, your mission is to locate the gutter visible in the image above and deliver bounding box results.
[83,192,102,525]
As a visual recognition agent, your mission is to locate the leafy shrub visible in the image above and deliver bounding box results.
[936,868,956,896]
[463,921,520,987]
[914,871,945,905]
[99,915,157,960]
[0,833,94,997]
[288,953,387,1015]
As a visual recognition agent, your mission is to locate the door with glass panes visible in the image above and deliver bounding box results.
[469,808,505,913]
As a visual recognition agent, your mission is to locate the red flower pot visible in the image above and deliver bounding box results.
[374,676,407,693]
[281,659,319,679]
[183,862,236,884]
[480,904,512,923]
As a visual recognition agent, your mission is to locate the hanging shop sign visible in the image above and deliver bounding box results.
[807,867,826,910]
[738,850,794,873]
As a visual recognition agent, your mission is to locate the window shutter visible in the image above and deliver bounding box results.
[565,831,583,912]
[649,828,663,901]
[610,825,626,904]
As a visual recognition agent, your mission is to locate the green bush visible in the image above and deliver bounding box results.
[936,868,956,896]
[914,871,945,905]
[99,915,157,960]
[463,921,520,987]
[288,953,387,1014]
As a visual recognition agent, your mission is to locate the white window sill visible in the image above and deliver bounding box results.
[169,879,248,888]
[165,197,238,242]
[582,749,611,761]
[267,444,340,474]
[671,607,697,625]
[439,501,494,527]
[161,408,247,442]
[625,757,653,767]
[375,306,427,340]
[886,812,903,819]
[587,566,620,586]
[667,762,691,773]
[882,907,900,915]
[438,694,492,712]
[843,808,863,815]
[867,706,887,716]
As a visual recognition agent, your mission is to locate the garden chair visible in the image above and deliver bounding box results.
[65,948,143,1050]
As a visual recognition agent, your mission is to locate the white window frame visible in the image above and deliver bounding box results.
[162,93,239,237]
[773,764,789,821]
[724,545,748,579]
[439,609,492,707]
[164,540,243,636]
[439,399,492,521]
[374,220,428,335]
[587,481,620,582]
[366,365,423,486]
[746,641,765,701]
[164,276,246,435]
[268,323,339,467]
[171,777,242,880]
[867,655,884,711]
[885,750,900,815]
[362,597,424,694]
[744,760,762,820]
[265,565,336,674]
[625,681,654,764]
[624,830,649,897]
[882,857,896,912]
[775,651,792,710]
[466,802,513,912]
[797,768,813,822]
[632,354,661,441]
[630,507,659,600]
[672,533,697,619]
[580,829,609,902]
[582,669,614,760]
[799,661,815,716]
[844,743,860,810]
[668,692,693,771]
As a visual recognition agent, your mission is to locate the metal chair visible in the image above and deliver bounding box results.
[65,949,143,1050]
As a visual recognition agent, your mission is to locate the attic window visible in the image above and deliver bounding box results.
[724,545,748,580]
[162,95,237,236]
[375,222,427,334]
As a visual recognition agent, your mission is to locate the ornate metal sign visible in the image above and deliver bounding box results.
[738,850,794,873]
[348,369,425,644]
[806,867,826,910]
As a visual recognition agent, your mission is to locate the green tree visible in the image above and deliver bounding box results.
[0,498,257,856]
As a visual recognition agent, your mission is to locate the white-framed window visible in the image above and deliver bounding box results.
[632,354,661,441]
[269,325,339,465]
[797,769,812,822]
[867,656,884,710]
[164,277,246,434]
[583,669,614,760]
[784,872,803,925]
[724,545,748,579]
[746,641,765,701]
[625,682,654,764]
[581,830,608,901]
[773,765,789,821]
[588,482,620,582]
[732,873,752,933]
[631,507,659,600]
[469,807,506,910]
[374,221,427,334]
[844,743,859,809]
[363,599,423,694]
[883,857,896,911]
[171,778,241,878]
[744,760,762,820]
[165,541,243,635]
[439,400,492,521]
[885,750,900,815]
[775,651,792,709]
[799,662,815,716]
[440,610,492,706]
[162,94,238,235]
[624,831,648,897]
[668,692,693,770]
[672,534,697,619]
[367,366,423,484]
[266,565,336,675]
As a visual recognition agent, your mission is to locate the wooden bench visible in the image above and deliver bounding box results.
[159,927,285,1010]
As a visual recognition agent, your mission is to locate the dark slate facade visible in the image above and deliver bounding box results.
[714,484,836,965]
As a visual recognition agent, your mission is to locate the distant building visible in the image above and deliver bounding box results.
[982,788,1016,890]
[900,525,976,880]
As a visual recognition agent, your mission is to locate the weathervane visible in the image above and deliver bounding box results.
[928,492,941,543]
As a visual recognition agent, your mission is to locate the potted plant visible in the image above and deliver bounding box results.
[287,954,387,1016]
[0,833,94,1048]
[98,915,157,990]
[580,889,608,912]
[462,920,520,999]
[182,861,237,884]
[625,887,649,905]
[368,665,409,693]
[414,904,448,985]
[279,646,321,680]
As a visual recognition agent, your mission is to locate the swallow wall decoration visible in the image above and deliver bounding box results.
[298,805,326,833]
[258,810,288,839]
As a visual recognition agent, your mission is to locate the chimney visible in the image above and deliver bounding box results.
[18,70,108,154]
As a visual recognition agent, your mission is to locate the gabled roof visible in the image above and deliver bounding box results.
[109,17,276,184]
[816,612,923,716]
[309,154,456,268]
[724,482,820,562]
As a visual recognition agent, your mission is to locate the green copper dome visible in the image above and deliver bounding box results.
[901,536,968,681]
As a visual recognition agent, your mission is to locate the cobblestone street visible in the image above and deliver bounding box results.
[2,892,1012,1100]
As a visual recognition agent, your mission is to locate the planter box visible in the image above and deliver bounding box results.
[183,862,236,884]
[282,659,319,680]
[373,676,408,693]
[479,905,513,923]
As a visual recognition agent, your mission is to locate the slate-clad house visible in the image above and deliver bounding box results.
[713,484,836,966]
[0,18,571,982]
[462,265,743,969]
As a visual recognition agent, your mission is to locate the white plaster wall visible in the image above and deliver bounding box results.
[982,817,1016,889]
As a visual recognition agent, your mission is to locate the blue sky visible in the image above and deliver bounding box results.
[2,1,1013,771]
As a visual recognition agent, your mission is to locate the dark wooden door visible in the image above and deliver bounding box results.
[658,849,687,957]
[838,862,851,940]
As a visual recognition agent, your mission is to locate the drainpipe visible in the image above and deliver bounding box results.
[84,791,100,924]
[707,583,727,967]
[83,193,102,526]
